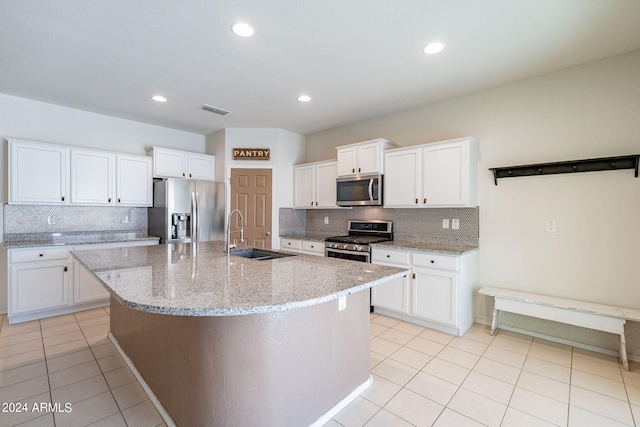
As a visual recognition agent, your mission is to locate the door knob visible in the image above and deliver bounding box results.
[265,232,271,236]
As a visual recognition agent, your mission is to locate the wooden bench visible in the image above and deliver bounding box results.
[478,286,640,371]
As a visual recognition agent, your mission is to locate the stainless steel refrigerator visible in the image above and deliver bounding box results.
[148,178,225,244]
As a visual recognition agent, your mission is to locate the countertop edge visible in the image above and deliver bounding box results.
[108,268,411,316]
[3,235,160,249]
[370,241,479,255]
[71,250,410,316]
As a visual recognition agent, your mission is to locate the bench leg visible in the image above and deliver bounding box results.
[619,333,629,371]
[490,308,498,336]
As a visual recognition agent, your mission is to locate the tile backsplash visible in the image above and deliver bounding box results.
[3,204,148,235]
[280,207,479,240]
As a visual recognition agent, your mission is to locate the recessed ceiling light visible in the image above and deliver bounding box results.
[423,42,445,55]
[152,95,167,102]
[231,22,254,37]
[297,95,311,102]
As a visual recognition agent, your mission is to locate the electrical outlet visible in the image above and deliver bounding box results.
[442,219,450,229]
[338,295,346,311]
[546,219,556,233]
[122,214,129,224]
[324,216,329,225]
[47,215,56,225]
[451,219,460,229]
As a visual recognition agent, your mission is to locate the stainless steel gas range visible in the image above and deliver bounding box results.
[325,220,393,263]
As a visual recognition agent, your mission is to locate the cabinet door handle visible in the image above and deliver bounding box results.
[431,260,435,264]
[352,168,355,173]
[412,273,416,279]
[310,201,314,206]
[189,173,192,178]
[386,255,390,258]
[358,167,361,172]
[423,198,426,203]
[61,196,65,201]
[108,198,112,203]
[183,172,186,177]
[63,266,68,272]
[118,198,121,203]
[415,198,418,204]
[39,254,44,257]
[315,201,318,206]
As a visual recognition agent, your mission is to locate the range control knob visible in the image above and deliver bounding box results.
[356,246,363,251]
[342,244,349,249]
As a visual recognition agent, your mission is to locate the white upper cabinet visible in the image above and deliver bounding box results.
[116,155,153,206]
[383,148,421,207]
[384,137,478,208]
[336,138,396,177]
[294,164,314,208]
[9,139,153,207]
[9,139,69,204]
[70,150,116,205]
[315,161,338,207]
[70,150,151,206]
[148,146,215,180]
[187,153,216,180]
[293,160,338,209]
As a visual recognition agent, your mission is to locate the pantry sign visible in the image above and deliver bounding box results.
[232,148,270,161]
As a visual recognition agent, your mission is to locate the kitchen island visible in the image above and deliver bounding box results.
[72,241,409,427]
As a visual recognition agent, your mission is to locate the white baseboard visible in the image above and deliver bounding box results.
[108,332,176,427]
[475,318,640,364]
[309,376,372,427]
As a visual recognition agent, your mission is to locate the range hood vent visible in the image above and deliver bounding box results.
[200,104,231,115]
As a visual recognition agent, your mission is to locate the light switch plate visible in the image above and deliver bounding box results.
[442,219,450,229]
[451,219,460,229]
[324,216,329,225]
[546,219,556,232]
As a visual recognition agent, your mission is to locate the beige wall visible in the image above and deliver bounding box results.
[307,50,640,357]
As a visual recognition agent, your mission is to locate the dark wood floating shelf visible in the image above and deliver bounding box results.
[489,154,640,185]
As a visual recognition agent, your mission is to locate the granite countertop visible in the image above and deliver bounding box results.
[279,232,336,242]
[3,231,160,249]
[371,239,478,255]
[71,241,409,317]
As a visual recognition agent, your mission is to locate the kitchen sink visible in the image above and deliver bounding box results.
[227,248,296,260]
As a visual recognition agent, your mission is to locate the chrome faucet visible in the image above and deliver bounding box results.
[226,209,245,256]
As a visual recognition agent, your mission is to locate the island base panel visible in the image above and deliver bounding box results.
[110,291,371,427]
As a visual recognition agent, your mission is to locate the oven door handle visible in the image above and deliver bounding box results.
[368,179,374,201]
[325,247,371,261]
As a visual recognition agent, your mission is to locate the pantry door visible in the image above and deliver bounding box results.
[230,169,273,249]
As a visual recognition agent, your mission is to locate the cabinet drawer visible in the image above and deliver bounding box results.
[412,252,458,271]
[301,240,323,254]
[280,238,302,251]
[10,247,69,264]
[371,248,410,266]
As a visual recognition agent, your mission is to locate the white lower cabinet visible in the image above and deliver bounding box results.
[412,267,457,326]
[371,249,410,314]
[371,246,477,336]
[279,237,325,256]
[7,239,158,324]
[10,259,70,315]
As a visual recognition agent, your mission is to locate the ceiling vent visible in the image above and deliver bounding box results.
[200,104,231,115]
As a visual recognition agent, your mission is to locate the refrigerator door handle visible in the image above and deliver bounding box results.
[191,191,198,243]
[195,192,200,243]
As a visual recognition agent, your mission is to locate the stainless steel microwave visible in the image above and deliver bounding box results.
[336,174,383,206]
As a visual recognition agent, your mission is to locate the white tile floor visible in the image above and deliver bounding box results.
[325,313,640,427]
[0,308,165,427]
[1,309,638,426]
